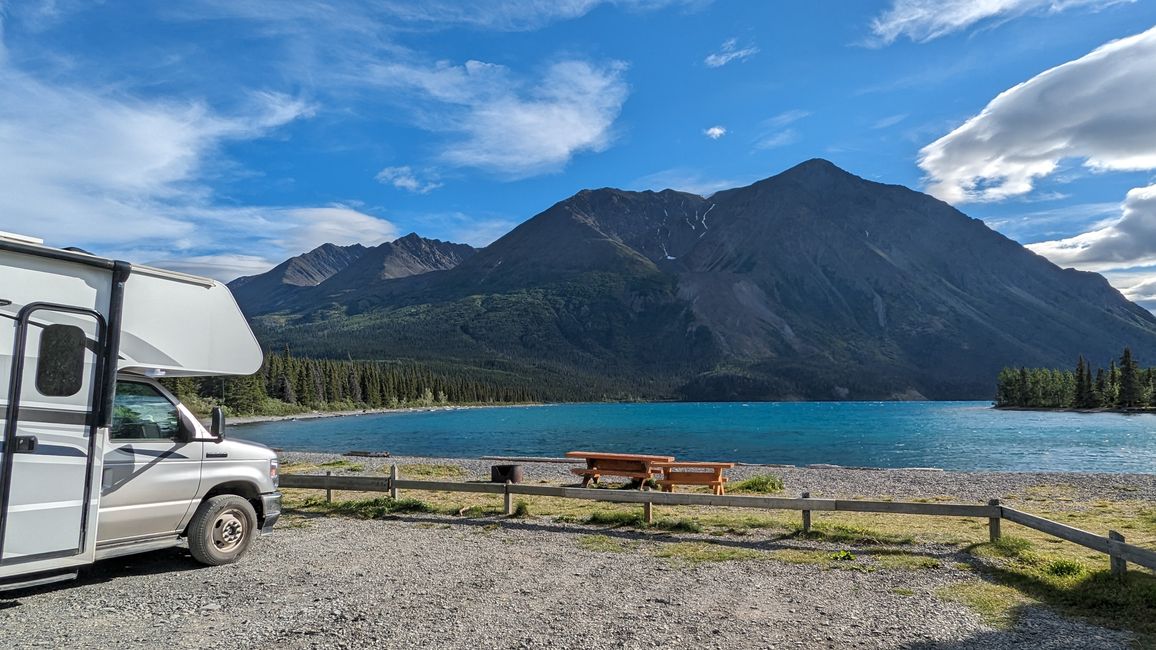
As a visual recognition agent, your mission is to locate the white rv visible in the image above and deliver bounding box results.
[0,232,280,591]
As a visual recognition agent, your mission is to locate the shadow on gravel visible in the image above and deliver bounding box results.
[356,511,963,564]
[0,547,202,604]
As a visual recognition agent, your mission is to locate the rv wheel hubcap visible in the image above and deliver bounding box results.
[212,510,245,552]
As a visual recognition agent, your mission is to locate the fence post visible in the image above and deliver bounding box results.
[1109,530,1127,579]
[801,492,811,534]
[504,481,513,516]
[644,501,654,525]
[389,464,399,500]
[325,471,332,503]
[988,499,1001,542]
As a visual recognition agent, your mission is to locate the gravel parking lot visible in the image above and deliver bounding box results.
[0,511,1135,649]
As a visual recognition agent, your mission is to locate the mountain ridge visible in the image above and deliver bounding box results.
[235,159,1156,401]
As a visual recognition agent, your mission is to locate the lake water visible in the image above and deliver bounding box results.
[236,401,1156,473]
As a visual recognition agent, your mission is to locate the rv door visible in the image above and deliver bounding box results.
[0,304,106,575]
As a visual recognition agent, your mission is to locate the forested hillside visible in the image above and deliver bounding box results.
[161,352,548,417]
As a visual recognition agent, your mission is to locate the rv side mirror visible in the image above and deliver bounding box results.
[210,407,226,442]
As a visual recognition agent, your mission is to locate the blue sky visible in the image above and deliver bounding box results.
[2,0,1156,307]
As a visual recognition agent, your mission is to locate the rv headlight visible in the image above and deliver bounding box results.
[269,458,279,488]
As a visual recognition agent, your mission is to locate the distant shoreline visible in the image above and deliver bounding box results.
[994,405,1156,415]
[226,402,545,426]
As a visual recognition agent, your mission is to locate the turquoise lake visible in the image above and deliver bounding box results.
[236,401,1156,473]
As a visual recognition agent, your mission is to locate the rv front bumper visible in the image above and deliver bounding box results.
[260,491,282,535]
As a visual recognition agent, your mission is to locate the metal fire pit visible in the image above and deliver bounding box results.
[490,464,523,484]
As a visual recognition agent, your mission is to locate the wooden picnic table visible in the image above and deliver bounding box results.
[565,451,675,489]
[652,461,736,495]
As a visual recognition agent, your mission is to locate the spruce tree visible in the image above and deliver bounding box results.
[1093,368,1107,408]
[1119,347,1141,408]
[1074,356,1092,408]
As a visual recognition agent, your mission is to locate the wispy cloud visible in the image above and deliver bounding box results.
[868,0,1131,46]
[0,41,398,281]
[753,110,809,150]
[704,38,759,68]
[630,168,739,196]
[763,109,810,128]
[754,129,800,150]
[374,0,702,31]
[703,125,726,139]
[872,113,908,129]
[375,166,443,194]
[370,58,629,178]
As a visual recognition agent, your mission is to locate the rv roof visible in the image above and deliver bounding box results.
[0,231,45,245]
[0,232,215,287]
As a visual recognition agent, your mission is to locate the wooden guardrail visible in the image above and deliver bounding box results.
[280,469,1156,578]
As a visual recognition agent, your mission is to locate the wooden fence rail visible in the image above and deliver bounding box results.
[279,471,1156,577]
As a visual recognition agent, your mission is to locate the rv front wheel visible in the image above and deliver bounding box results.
[188,495,257,566]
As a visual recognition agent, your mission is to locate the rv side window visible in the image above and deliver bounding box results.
[110,382,182,441]
[36,324,87,397]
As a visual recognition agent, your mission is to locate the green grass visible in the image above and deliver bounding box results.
[654,542,766,564]
[319,459,364,472]
[510,499,530,518]
[874,552,941,571]
[731,474,785,494]
[296,496,434,517]
[937,581,1031,629]
[802,521,914,546]
[1043,558,1086,577]
[580,510,702,533]
[584,509,645,527]
[965,539,1156,643]
[398,463,467,478]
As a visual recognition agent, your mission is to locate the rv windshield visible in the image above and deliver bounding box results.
[110,382,181,440]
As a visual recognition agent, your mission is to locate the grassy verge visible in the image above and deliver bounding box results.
[957,535,1156,643]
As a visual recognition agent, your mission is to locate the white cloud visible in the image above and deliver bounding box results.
[704,38,759,67]
[1028,185,1156,270]
[371,59,629,178]
[919,27,1156,205]
[703,125,726,139]
[0,44,400,281]
[916,26,1156,309]
[869,0,1130,45]
[630,168,740,196]
[375,166,442,193]
[142,253,278,282]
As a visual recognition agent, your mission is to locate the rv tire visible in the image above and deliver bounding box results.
[187,495,258,566]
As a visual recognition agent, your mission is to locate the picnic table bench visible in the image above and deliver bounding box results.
[652,461,736,495]
[565,451,675,489]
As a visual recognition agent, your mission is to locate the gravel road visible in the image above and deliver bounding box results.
[0,514,1134,649]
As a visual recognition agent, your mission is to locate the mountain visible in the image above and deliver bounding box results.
[236,160,1156,401]
[228,242,367,315]
[229,234,475,316]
